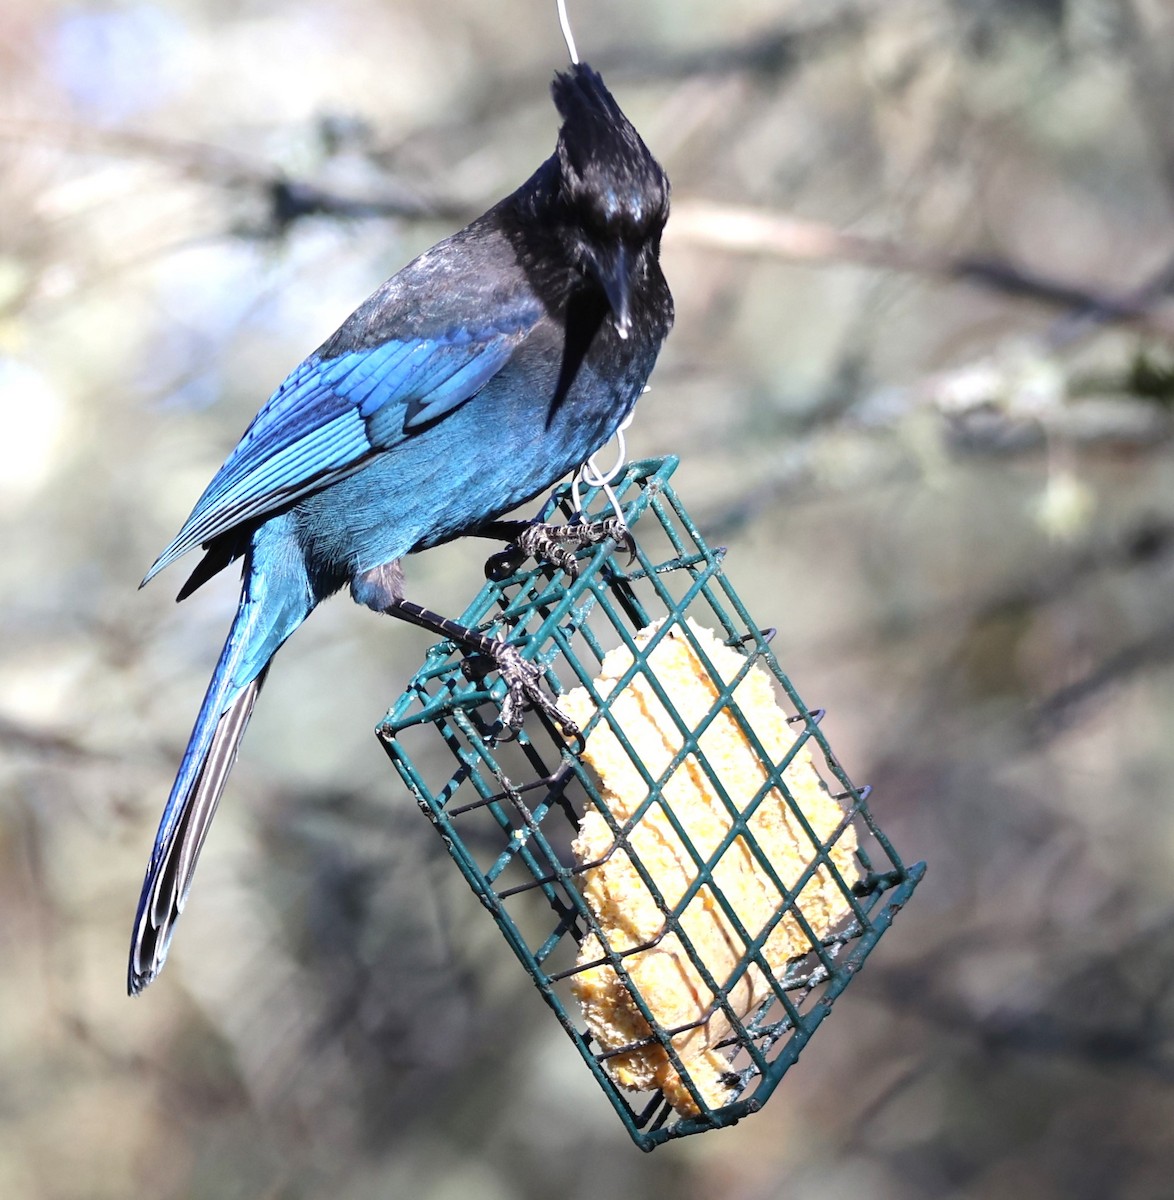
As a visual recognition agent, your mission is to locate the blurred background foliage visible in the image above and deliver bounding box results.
[3,0,1174,1196]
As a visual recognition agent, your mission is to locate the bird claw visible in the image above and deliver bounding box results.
[596,517,637,564]
[492,644,580,740]
[484,517,633,581]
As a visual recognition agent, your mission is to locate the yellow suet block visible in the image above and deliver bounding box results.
[563,620,860,1115]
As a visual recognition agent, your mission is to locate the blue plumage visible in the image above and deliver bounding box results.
[142,315,539,583]
[129,63,673,993]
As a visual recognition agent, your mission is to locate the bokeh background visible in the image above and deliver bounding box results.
[4,0,1174,1196]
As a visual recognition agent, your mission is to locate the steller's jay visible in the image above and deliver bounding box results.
[129,63,673,994]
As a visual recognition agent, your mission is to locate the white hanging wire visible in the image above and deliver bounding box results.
[556,0,633,528]
[571,408,635,524]
[557,0,580,65]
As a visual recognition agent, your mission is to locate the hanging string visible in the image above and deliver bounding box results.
[557,0,629,528]
[572,408,635,525]
[557,0,580,65]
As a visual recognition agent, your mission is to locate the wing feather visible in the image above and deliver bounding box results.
[142,310,537,585]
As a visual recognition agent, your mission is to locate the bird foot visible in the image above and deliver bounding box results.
[485,517,633,581]
[490,643,580,739]
[387,597,578,740]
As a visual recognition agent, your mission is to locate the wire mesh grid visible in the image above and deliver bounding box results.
[378,456,924,1150]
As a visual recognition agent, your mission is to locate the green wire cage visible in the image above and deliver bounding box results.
[378,456,924,1150]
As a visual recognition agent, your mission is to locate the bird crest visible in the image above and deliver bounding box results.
[552,64,668,234]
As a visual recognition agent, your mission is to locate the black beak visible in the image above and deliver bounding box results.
[589,243,634,339]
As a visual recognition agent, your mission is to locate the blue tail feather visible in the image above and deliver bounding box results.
[128,572,305,994]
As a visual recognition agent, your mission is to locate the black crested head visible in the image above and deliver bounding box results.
[548,63,669,335]
[552,63,669,240]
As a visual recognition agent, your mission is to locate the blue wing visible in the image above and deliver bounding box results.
[143,310,538,584]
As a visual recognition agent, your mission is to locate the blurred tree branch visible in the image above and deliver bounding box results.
[1028,619,1174,742]
[669,201,1174,339]
[0,713,111,762]
[12,107,1171,334]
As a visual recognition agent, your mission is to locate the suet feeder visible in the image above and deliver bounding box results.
[378,456,924,1150]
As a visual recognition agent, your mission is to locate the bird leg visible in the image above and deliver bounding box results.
[480,516,634,580]
[383,597,579,738]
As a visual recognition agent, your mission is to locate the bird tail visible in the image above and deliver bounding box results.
[128,575,293,995]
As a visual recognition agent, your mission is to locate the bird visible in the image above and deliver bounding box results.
[128,62,674,994]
